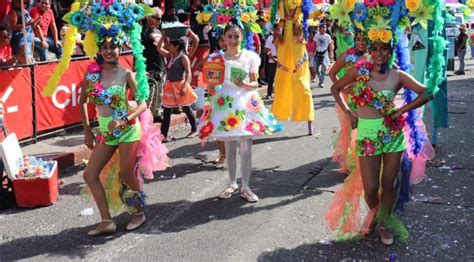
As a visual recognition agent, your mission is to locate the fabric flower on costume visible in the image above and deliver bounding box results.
[410,1,434,29]
[214,94,233,110]
[329,1,352,26]
[379,0,396,6]
[112,128,122,138]
[70,11,85,27]
[129,4,144,20]
[92,4,106,17]
[216,14,227,24]
[379,6,391,18]
[246,94,262,113]
[82,17,95,32]
[379,29,392,43]
[381,133,392,144]
[119,9,135,28]
[199,121,214,139]
[86,73,101,83]
[113,108,128,120]
[96,134,106,144]
[100,0,114,8]
[220,113,243,131]
[372,99,385,110]
[364,0,378,8]
[99,89,113,105]
[351,3,368,23]
[204,4,213,13]
[245,120,266,135]
[223,0,234,8]
[360,138,377,156]
[405,0,420,13]
[108,2,123,16]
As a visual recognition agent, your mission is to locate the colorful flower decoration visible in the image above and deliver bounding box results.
[214,94,233,111]
[246,120,266,135]
[246,94,262,113]
[199,121,214,139]
[100,0,114,8]
[360,138,377,156]
[409,0,434,29]
[364,0,378,8]
[405,0,420,12]
[351,3,368,23]
[220,113,242,131]
[379,0,396,6]
[96,134,106,144]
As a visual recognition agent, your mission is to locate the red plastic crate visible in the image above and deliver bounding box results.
[13,161,58,208]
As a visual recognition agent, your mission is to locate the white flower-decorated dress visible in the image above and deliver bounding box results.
[198,49,282,141]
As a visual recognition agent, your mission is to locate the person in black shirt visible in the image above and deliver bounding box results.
[455,24,468,75]
[142,7,166,121]
[187,0,205,45]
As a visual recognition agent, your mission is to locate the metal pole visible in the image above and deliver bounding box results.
[20,0,29,64]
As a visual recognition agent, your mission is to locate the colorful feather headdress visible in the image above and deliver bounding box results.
[43,0,153,102]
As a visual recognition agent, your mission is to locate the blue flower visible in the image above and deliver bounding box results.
[99,90,112,104]
[351,3,368,23]
[92,4,106,17]
[70,12,85,27]
[119,9,135,28]
[108,24,121,36]
[129,4,144,20]
[82,17,95,32]
[113,108,128,120]
[373,100,385,110]
[112,128,122,138]
[203,4,214,13]
[108,2,123,16]
[358,68,370,76]
[345,54,357,63]
[86,73,101,82]
[381,134,391,144]
[98,26,108,37]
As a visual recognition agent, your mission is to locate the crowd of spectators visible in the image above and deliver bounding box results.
[0,0,74,68]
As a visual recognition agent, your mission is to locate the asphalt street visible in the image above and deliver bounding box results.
[1,60,473,261]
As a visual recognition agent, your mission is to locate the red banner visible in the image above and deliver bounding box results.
[0,68,34,139]
[34,56,134,132]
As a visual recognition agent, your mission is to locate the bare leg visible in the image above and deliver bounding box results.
[119,141,146,228]
[359,155,382,209]
[83,143,117,220]
[381,152,403,212]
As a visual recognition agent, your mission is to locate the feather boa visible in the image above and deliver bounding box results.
[129,23,149,102]
[42,2,80,97]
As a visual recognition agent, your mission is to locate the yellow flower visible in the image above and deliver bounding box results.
[224,113,242,130]
[379,29,392,43]
[202,13,211,22]
[345,0,356,11]
[241,13,250,23]
[196,13,204,24]
[368,29,379,42]
[406,0,420,13]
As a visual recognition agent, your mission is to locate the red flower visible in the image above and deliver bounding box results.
[217,97,225,106]
[199,121,214,139]
[88,62,101,73]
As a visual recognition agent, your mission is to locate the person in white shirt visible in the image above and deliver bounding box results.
[264,32,277,99]
[313,23,333,88]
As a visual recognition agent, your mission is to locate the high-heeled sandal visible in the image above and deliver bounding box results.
[88,219,117,236]
[126,212,146,231]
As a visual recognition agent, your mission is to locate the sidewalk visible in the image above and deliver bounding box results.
[20,86,268,170]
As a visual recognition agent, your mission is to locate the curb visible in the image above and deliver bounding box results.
[50,86,268,170]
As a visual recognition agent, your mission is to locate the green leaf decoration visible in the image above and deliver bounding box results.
[248,22,262,34]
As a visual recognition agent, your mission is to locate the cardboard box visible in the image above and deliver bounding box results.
[0,133,59,208]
